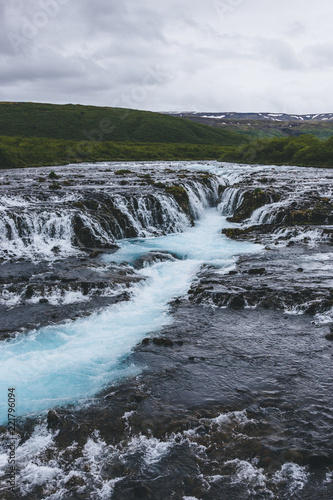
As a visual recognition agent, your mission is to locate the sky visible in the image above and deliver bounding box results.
[1,0,333,113]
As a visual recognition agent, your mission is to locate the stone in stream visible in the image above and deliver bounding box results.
[152,337,174,347]
[325,325,333,341]
[248,267,266,275]
[229,295,246,309]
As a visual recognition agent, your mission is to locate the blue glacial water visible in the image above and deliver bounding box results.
[0,206,262,424]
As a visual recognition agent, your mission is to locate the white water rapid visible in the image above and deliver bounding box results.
[0,207,261,423]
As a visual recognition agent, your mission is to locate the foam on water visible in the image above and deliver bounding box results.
[104,208,258,266]
[0,208,262,423]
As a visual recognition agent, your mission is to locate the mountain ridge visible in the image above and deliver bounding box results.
[166,111,333,122]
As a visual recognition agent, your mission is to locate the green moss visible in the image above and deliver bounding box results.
[114,169,132,175]
[165,185,189,212]
[49,182,61,190]
[73,201,85,209]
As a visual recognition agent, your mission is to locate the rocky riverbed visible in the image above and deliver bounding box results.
[0,161,332,499]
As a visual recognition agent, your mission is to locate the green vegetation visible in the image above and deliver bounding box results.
[220,135,333,168]
[0,102,247,146]
[165,185,189,211]
[114,169,133,175]
[0,135,237,169]
[0,101,250,169]
[0,102,332,169]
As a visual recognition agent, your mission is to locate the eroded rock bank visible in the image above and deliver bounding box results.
[218,164,333,245]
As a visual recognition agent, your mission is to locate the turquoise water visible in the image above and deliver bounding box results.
[0,208,261,423]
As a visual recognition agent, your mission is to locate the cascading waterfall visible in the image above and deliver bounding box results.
[248,202,280,225]
[218,187,245,216]
[183,177,219,218]
[0,179,218,261]
[110,193,189,238]
[0,208,262,423]
[0,209,75,260]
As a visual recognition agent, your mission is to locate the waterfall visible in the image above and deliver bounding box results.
[248,200,289,225]
[0,177,219,261]
[0,209,75,261]
[218,187,244,216]
[111,194,189,238]
[183,177,219,218]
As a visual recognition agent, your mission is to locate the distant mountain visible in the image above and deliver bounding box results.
[166,112,333,122]
[165,112,333,140]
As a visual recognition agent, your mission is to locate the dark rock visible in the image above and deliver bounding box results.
[25,285,34,299]
[39,298,49,304]
[133,251,177,269]
[152,337,174,347]
[80,282,90,296]
[142,338,150,345]
[248,268,266,275]
[47,410,61,430]
[229,295,245,309]
[283,449,305,465]
[305,302,321,315]
[89,250,103,258]
[296,268,304,272]
[133,484,153,498]
[49,182,61,190]
[65,474,85,488]
[45,275,60,281]
[307,454,333,469]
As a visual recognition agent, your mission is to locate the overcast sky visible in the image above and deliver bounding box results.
[1,0,333,113]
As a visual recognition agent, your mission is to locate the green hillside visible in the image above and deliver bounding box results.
[0,135,235,169]
[219,134,333,168]
[0,102,247,146]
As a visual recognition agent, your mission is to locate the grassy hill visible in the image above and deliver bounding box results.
[0,136,237,169]
[1,102,331,170]
[0,102,247,146]
[219,134,333,168]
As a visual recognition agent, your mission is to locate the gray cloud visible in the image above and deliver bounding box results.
[304,43,333,69]
[1,0,333,113]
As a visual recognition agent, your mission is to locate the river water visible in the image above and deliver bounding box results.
[0,208,261,423]
[0,161,332,499]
